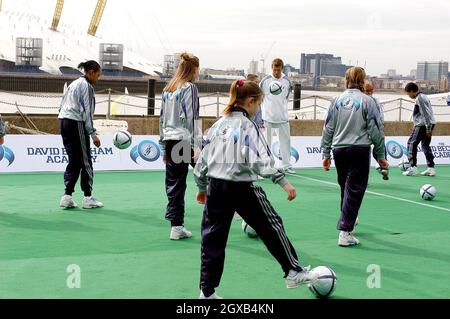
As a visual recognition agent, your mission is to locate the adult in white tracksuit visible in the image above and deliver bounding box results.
[259,58,295,173]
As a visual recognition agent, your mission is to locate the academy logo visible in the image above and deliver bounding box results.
[130,140,161,163]
[212,120,240,144]
[336,96,361,110]
[386,140,407,159]
[0,145,15,166]
[271,142,300,163]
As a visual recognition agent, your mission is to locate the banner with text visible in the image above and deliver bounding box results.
[1,135,449,173]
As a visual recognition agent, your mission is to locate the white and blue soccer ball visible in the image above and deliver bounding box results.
[398,158,410,172]
[113,130,132,150]
[420,184,437,201]
[269,81,283,95]
[308,266,337,298]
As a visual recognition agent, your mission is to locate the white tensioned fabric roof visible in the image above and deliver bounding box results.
[0,9,162,75]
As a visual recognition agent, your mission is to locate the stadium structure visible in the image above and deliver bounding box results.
[0,0,162,77]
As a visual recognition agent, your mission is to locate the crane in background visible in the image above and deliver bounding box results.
[50,0,64,31]
[260,41,276,75]
[88,0,107,36]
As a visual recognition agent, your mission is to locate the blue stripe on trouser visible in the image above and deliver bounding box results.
[252,185,299,269]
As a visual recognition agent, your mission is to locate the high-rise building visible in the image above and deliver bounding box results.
[300,53,351,87]
[387,69,397,77]
[162,55,173,76]
[163,53,181,76]
[247,59,259,75]
[417,61,449,81]
[439,75,449,92]
[283,64,299,75]
[410,69,417,79]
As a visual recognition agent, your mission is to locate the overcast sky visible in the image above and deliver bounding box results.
[4,0,450,76]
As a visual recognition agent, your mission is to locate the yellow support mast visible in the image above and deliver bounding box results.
[50,0,64,31]
[0,0,3,12]
[88,0,107,36]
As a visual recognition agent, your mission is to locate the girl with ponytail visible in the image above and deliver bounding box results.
[58,60,103,210]
[193,80,318,299]
[321,66,388,247]
[159,52,201,240]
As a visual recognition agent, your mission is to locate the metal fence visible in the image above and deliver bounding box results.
[1,88,450,122]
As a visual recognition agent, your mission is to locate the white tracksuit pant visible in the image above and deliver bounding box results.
[264,121,292,169]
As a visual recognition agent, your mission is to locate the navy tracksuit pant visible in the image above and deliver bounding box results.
[200,178,302,296]
[164,140,195,227]
[407,125,435,168]
[60,118,93,197]
[333,146,371,232]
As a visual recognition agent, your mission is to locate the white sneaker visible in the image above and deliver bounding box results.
[285,266,318,289]
[421,167,436,176]
[82,196,104,209]
[170,226,192,240]
[60,195,77,208]
[199,291,223,299]
[338,231,360,247]
[285,167,296,174]
[402,166,419,176]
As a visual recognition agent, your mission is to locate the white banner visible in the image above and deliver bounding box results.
[0,134,164,173]
[1,134,449,173]
[273,135,450,168]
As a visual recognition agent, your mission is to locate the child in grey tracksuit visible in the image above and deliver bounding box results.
[403,82,436,176]
[194,80,317,299]
[321,80,387,246]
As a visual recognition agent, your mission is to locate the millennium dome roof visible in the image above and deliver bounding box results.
[0,8,162,76]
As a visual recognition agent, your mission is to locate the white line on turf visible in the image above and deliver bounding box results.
[287,173,450,213]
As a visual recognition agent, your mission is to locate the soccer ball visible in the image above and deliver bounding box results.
[113,130,132,150]
[398,158,410,172]
[269,81,283,95]
[308,266,337,298]
[420,184,437,201]
[242,220,258,238]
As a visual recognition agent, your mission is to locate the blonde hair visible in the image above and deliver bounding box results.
[364,82,374,95]
[164,52,199,93]
[345,67,366,91]
[223,80,263,115]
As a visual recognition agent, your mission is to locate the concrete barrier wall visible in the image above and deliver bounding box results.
[3,114,450,136]
[0,74,234,94]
